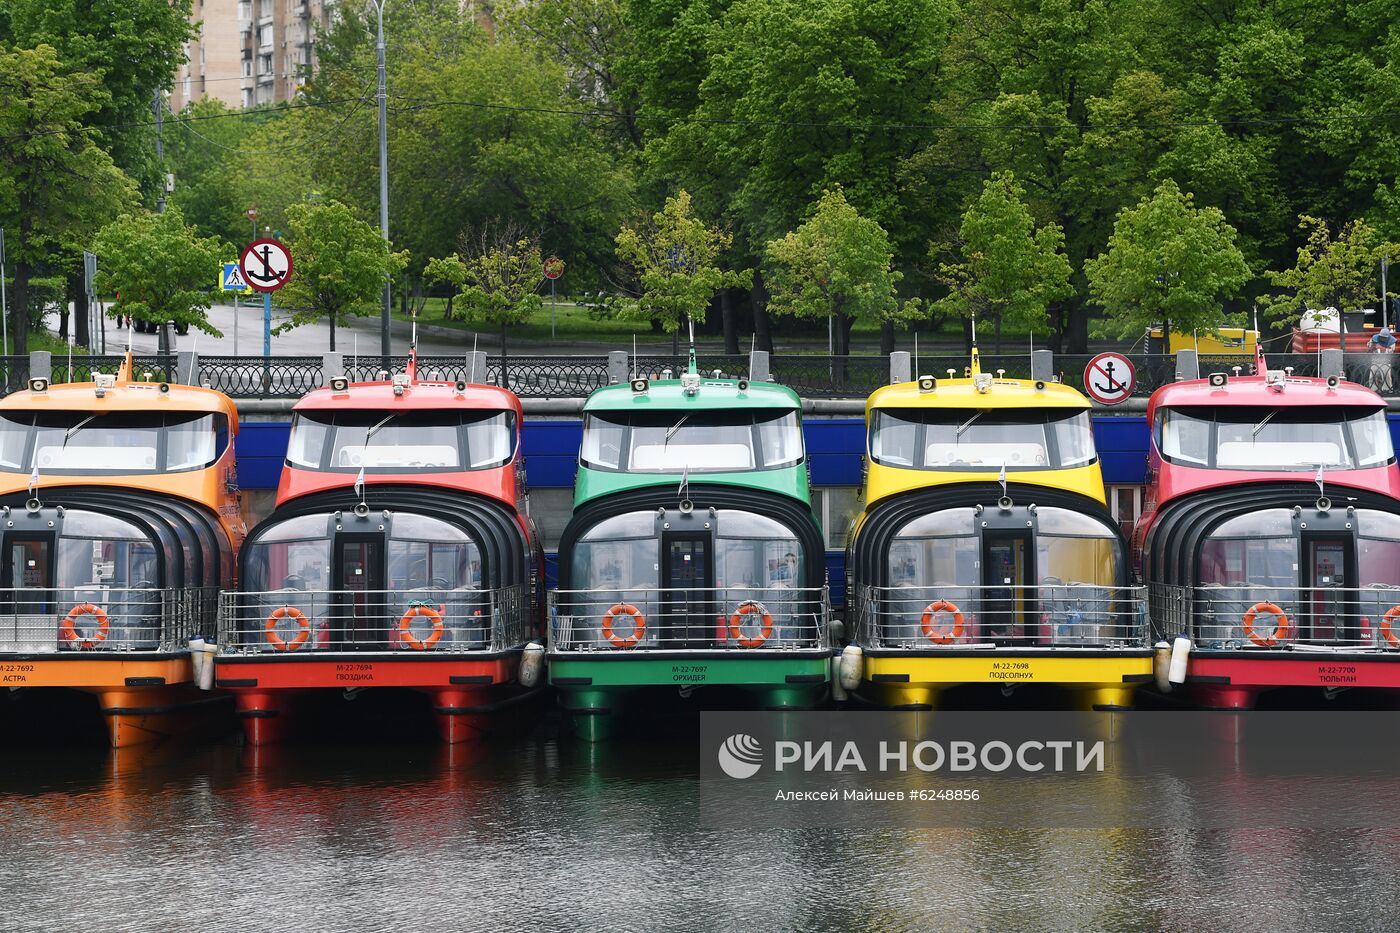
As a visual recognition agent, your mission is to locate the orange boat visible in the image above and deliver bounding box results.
[0,356,244,746]
[214,354,543,744]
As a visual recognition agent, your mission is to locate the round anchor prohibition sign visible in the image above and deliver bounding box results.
[1083,352,1135,405]
[239,238,293,293]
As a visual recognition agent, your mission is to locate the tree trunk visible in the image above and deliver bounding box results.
[880,321,895,355]
[13,263,30,357]
[500,320,508,388]
[329,312,337,352]
[832,308,853,383]
[73,287,89,349]
[1065,298,1089,353]
[751,270,773,353]
[721,288,740,355]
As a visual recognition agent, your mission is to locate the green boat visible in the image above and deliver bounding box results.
[549,352,831,740]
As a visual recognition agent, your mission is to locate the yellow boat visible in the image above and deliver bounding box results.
[0,356,244,746]
[846,348,1150,710]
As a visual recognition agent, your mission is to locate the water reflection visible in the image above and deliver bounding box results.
[2,728,1400,931]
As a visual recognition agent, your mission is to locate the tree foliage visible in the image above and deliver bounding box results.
[1265,217,1394,323]
[765,188,916,355]
[932,172,1074,348]
[614,191,751,333]
[91,207,224,336]
[1084,180,1251,340]
[275,200,409,350]
[426,226,546,331]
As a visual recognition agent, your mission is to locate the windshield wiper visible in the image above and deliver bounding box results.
[63,415,97,446]
[1251,409,1277,437]
[664,414,690,443]
[365,414,395,440]
[956,410,985,438]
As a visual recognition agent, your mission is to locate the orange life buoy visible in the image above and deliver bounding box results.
[399,604,445,650]
[921,600,965,645]
[602,603,645,648]
[1242,601,1291,647]
[1381,606,1400,648]
[729,600,774,648]
[60,603,109,649]
[265,606,311,651]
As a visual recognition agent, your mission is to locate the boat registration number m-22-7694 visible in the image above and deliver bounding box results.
[336,663,375,683]
[673,664,708,683]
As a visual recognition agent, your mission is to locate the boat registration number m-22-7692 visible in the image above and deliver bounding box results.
[673,664,708,683]
[3,663,33,683]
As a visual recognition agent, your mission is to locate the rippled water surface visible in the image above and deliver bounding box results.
[2,717,1398,933]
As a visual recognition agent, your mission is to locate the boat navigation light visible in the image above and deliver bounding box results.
[917,375,937,393]
[454,380,468,393]
[681,372,701,396]
[93,373,115,398]
[330,376,350,393]
[1208,372,1228,388]
[1034,380,1047,392]
[973,372,994,394]
[392,372,411,397]
[631,377,649,394]
[737,379,749,392]
[1326,375,1340,389]
[27,377,48,393]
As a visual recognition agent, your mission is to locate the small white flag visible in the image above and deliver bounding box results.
[999,461,1007,496]
[1315,464,1325,496]
[355,466,366,501]
[28,463,39,496]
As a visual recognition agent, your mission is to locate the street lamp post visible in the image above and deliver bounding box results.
[369,0,391,363]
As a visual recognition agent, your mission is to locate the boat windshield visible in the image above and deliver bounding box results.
[870,408,1095,471]
[286,410,514,473]
[1158,405,1393,471]
[0,411,227,474]
[580,409,802,473]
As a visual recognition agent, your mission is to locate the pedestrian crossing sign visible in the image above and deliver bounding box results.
[221,262,251,293]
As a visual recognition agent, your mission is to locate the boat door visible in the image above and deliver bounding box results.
[1304,535,1355,642]
[334,535,385,648]
[662,532,713,647]
[2,535,53,614]
[982,530,1032,642]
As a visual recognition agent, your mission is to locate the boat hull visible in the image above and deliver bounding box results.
[1182,653,1400,708]
[861,651,1154,710]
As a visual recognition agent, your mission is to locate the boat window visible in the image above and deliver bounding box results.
[1035,508,1117,587]
[891,509,979,588]
[285,410,515,473]
[870,408,1095,471]
[1159,405,1393,471]
[55,511,158,590]
[245,514,333,591]
[580,409,802,473]
[714,510,803,589]
[571,510,658,591]
[0,412,228,474]
[1358,510,1400,588]
[387,514,481,591]
[1198,510,1297,587]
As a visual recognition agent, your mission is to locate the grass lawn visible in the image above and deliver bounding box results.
[400,297,655,341]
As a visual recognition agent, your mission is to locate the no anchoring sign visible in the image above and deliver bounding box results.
[239,239,293,293]
[1083,352,1135,405]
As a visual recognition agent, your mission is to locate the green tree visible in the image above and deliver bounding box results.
[426,226,546,357]
[932,172,1074,351]
[614,191,752,336]
[0,44,138,354]
[275,200,409,351]
[764,188,917,359]
[1084,179,1251,340]
[1265,217,1393,328]
[91,206,224,336]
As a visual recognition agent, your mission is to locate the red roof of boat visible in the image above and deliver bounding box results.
[294,379,522,416]
[1146,374,1385,420]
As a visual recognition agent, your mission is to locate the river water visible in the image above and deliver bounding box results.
[2,701,1399,932]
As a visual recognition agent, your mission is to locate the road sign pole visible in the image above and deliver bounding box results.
[551,277,557,338]
[234,293,239,356]
[263,291,271,359]
[0,226,8,358]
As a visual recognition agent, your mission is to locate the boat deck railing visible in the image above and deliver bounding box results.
[1150,582,1400,651]
[0,586,214,654]
[217,585,528,655]
[548,586,830,653]
[851,584,1149,650]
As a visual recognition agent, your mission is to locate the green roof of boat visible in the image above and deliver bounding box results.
[583,377,801,412]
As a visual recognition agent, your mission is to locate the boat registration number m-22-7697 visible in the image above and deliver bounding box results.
[673,664,708,683]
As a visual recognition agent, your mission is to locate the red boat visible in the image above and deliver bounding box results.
[1136,349,1400,707]
[214,355,543,743]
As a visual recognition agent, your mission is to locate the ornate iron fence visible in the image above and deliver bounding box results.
[0,351,1390,400]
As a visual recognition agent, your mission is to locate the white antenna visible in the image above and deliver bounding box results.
[914,332,920,379]
[186,331,198,385]
[632,334,637,381]
[354,333,359,375]
[748,333,756,381]
[67,330,73,384]
[469,334,478,384]
[971,313,978,345]
[127,311,133,353]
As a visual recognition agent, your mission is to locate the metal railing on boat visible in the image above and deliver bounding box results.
[217,586,528,655]
[850,584,1148,650]
[548,586,830,652]
[0,586,214,653]
[1149,582,1400,651]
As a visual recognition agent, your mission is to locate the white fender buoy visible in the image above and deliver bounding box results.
[519,641,544,687]
[839,644,863,691]
[188,636,206,687]
[199,639,218,691]
[1168,635,1192,685]
[830,655,848,701]
[1153,640,1172,693]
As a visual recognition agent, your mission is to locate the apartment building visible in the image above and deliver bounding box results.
[171,0,338,111]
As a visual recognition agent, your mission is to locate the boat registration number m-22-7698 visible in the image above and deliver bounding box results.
[988,661,1034,681]
[673,664,708,683]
